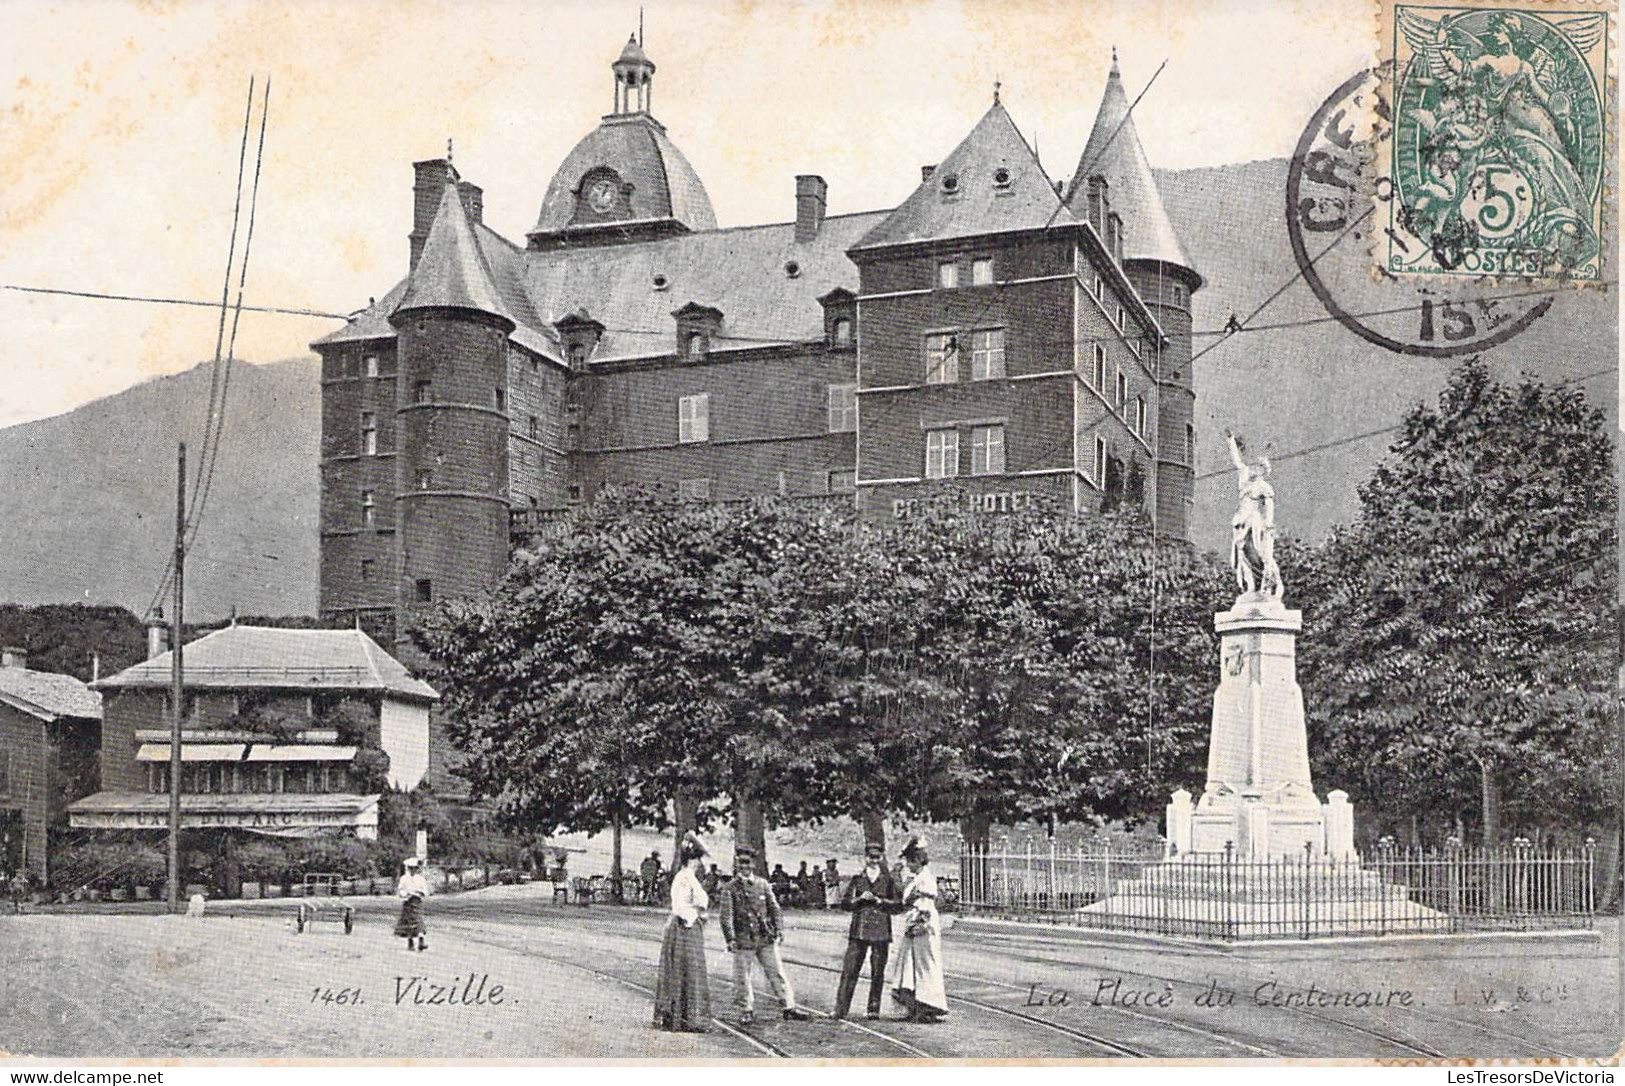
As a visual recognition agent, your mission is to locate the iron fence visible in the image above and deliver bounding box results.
[957,839,1597,940]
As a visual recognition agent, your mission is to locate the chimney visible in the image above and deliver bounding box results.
[458,180,484,226]
[1,647,27,670]
[1108,210,1124,264]
[794,175,827,243]
[146,616,169,661]
[409,158,458,272]
[920,164,937,183]
[1086,175,1109,234]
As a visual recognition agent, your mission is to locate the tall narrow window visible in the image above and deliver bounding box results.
[1116,367,1127,409]
[360,558,376,582]
[569,344,587,368]
[937,261,959,289]
[832,317,853,347]
[364,354,379,378]
[925,428,959,480]
[970,424,1006,475]
[415,469,433,490]
[970,329,1006,380]
[972,257,994,286]
[683,332,708,360]
[412,380,431,404]
[1094,436,1108,486]
[414,578,433,603]
[495,387,507,414]
[827,383,857,433]
[1135,397,1148,437]
[924,333,960,385]
[1092,272,1103,299]
[1092,344,1107,390]
[1185,423,1196,466]
[677,393,710,443]
[1117,304,1127,330]
[528,415,539,441]
[360,412,377,456]
[360,490,375,528]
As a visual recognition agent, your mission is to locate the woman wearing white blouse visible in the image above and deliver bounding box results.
[653,833,712,1032]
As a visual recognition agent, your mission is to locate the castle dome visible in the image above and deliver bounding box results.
[528,35,716,248]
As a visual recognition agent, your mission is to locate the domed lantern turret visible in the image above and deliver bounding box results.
[612,34,656,115]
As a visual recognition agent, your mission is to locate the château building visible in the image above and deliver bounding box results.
[313,36,1202,696]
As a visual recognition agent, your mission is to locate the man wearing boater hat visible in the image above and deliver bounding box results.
[833,841,902,1020]
[716,844,810,1025]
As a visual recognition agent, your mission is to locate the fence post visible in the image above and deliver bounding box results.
[1223,841,1235,940]
[1584,837,1596,926]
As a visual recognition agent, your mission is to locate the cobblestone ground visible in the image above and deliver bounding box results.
[0,887,1617,1060]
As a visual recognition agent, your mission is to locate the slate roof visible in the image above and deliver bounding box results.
[531,113,716,238]
[852,102,1074,251]
[1065,58,1199,282]
[0,668,101,721]
[94,625,438,702]
[394,184,513,321]
[315,210,888,365]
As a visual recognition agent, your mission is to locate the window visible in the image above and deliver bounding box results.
[992,167,1012,188]
[677,393,710,443]
[970,424,1005,476]
[528,415,539,441]
[364,354,379,378]
[1094,436,1108,485]
[495,387,507,414]
[412,380,431,404]
[1117,304,1127,330]
[1135,397,1148,437]
[360,558,376,582]
[360,490,375,528]
[1116,367,1127,408]
[0,748,9,796]
[828,469,856,494]
[360,412,377,456]
[925,333,960,384]
[568,344,586,367]
[677,478,711,502]
[937,261,959,289]
[1092,272,1103,299]
[414,578,433,603]
[970,328,1006,380]
[683,332,708,360]
[832,317,853,347]
[925,428,959,480]
[1092,345,1107,390]
[567,484,583,502]
[972,257,994,286]
[415,468,433,490]
[1186,423,1196,466]
[827,383,857,433]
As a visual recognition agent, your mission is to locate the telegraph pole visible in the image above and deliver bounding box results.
[168,442,186,913]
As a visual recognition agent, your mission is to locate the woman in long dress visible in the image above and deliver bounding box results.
[891,837,947,1023]
[653,833,712,1032]
[393,856,429,952]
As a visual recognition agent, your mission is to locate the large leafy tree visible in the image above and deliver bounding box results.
[1297,360,1617,844]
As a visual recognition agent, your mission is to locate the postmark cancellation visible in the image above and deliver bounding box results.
[1374,0,1613,284]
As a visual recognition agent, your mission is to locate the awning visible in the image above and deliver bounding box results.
[245,745,357,762]
[67,790,381,836]
[135,743,247,762]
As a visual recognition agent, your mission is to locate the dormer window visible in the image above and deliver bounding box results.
[671,301,724,363]
[553,307,605,371]
[832,317,852,348]
[818,287,856,350]
[569,344,587,368]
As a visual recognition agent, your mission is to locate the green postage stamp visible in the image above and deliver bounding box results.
[1379,1,1611,282]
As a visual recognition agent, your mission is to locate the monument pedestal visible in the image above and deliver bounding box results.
[1161,592,1356,860]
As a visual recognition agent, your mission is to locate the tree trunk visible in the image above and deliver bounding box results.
[861,809,886,856]
[673,791,698,867]
[737,792,768,877]
[1479,760,1502,846]
[611,806,624,903]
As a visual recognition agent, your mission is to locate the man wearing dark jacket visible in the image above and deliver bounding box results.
[717,846,810,1025]
[833,841,902,1019]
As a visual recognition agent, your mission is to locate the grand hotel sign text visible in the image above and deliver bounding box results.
[891,489,1040,520]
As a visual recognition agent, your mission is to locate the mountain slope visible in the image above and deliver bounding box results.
[0,359,319,619]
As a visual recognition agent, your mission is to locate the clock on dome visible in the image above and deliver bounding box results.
[587,178,618,214]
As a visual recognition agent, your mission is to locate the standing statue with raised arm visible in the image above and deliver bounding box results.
[1225,429,1283,599]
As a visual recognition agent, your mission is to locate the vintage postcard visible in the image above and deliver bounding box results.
[0,0,1617,1071]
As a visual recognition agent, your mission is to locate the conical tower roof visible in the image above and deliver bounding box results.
[394,183,513,322]
[853,100,1074,251]
[1066,56,1199,286]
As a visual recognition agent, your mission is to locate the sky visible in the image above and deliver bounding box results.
[0,0,1379,429]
